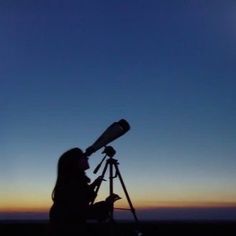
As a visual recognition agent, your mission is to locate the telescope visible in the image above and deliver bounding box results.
[85,119,130,157]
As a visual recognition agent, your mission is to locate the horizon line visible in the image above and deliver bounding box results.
[1,203,236,214]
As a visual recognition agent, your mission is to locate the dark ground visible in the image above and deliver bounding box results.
[0,220,235,236]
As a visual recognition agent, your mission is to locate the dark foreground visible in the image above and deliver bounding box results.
[0,220,235,236]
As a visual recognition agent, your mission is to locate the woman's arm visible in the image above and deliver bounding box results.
[90,176,104,190]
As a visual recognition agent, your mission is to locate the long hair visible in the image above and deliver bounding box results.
[51,148,90,201]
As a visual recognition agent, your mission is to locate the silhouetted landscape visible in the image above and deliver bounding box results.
[1,220,236,236]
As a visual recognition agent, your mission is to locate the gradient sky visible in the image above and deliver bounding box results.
[1,1,236,220]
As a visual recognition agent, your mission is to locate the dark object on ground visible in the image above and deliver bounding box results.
[1,220,236,236]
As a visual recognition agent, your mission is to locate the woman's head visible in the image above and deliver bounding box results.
[57,147,89,180]
[52,147,90,201]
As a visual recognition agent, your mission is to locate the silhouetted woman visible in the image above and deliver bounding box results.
[49,147,101,235]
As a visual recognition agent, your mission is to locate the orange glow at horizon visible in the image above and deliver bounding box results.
[0,193,52,213]
[133,200,236,208]
[1,184,236,213]
[1,199,236,214]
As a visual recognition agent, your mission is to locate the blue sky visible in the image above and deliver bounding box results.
[0,1,236,220]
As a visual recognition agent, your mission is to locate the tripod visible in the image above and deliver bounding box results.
[91,146,141,235]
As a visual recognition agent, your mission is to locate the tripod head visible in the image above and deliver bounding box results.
[102,146,116,158]
[93,146,116,174]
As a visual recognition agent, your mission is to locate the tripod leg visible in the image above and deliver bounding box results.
[113,163,139,224]
[91,160,109,205]
[113,164,144,236]
[109,159,114,221]
[92,159,116,235]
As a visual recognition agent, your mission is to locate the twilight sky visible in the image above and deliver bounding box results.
[1,1,236,220]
